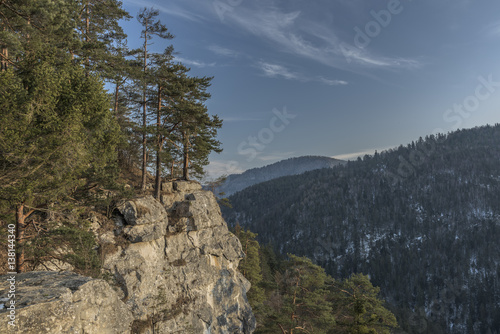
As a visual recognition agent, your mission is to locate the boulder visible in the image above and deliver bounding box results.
[114,196,168,244]
[115,196,167,226]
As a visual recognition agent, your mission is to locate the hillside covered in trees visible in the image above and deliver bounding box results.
[223,124,500,334]
[233,226,398,334]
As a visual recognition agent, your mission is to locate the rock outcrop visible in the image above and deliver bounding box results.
[0,271,133,334]
[0,181,255,333]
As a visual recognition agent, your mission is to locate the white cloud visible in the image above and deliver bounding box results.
[258,62,299,80]
[257,61,348,86]
[208,45,240,57]
[131,1,421,72]
[221,5,421,71]
[175,56,216,68]
[317,77,349,86]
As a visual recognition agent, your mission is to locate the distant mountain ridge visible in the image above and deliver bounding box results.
[222,124,500,334]
[216,156,345,196]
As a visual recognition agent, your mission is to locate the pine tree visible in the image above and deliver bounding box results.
[234,225,265,305]
[273,255,336,334]
[148,48,181,198]
[74,0,130,73]
[171,73,222,180]
[329,273,398,334]
[135,7,173,191]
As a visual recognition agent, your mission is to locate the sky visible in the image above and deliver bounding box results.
[120,0,500,179]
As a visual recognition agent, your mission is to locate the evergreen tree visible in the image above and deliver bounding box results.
[234,225,265,305]
[73,0,130,73]
[273,255,336,334]
[171,73,222,180]
[135,7,173,191]
[329,273,398,334]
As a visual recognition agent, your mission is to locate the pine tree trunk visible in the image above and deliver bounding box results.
[182,131,189,180]
[1,26,7,71]
[183,150,189,180]
[1,47,7,71]
[113,83,120,115]
[154,86,162,199]
[141,115,147,191]
[85,1,90,73]
[140,25,149,192]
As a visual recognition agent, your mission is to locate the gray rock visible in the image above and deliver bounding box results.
[122,220,167,243]
[0,271,133,334]
[173,180,203,193]
[114,196,169,244]
[161,182,174,193]
[103,184,255,333]
[116,196,167,226]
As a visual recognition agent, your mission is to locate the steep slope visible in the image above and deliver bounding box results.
[216,156,345,196]
[222,124,500,334]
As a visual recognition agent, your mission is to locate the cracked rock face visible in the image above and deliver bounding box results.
[102,181,256,334]
[0,271,133,334]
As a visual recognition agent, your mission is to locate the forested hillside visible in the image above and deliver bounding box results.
[233,226,398,334]
[223,125,500,334]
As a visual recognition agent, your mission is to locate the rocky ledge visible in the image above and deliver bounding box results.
[0,181,255,334]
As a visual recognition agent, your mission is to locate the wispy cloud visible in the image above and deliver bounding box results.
[131,0,421,72]
[257,61,348,86]
[175,56,216,68]
[208,45,240,57]
[317,77,349,86]
[223,5,421,71]
[258,62,299,80]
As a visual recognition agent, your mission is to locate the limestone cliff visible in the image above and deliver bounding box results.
[0,181,256,333]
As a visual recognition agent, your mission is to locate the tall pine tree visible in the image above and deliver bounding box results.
[135,7,173,191]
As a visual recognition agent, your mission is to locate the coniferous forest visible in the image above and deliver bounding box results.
[223,125,500,334]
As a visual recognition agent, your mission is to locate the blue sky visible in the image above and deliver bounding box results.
[120,0,500,178]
